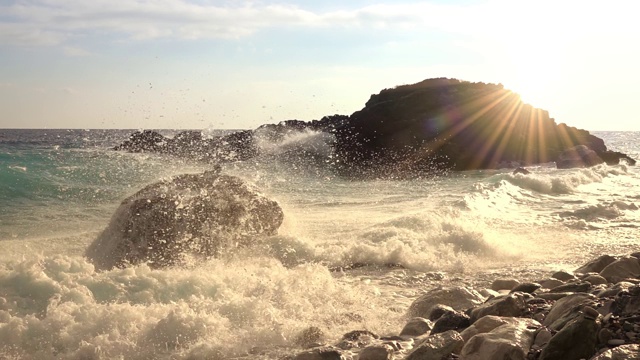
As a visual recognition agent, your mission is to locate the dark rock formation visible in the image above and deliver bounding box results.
[85,170,284,270]
[556,145,605,169]
[114,78,635,177]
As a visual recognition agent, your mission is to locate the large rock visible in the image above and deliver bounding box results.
[406,330,464,360]
[407,287,485,319]
[599,257,640,283]
[556,145,604,169]
[469,293,527,322]
[575,254,617,274]
[332,78,614,175]
[85,171,284,270]
[460,316,540,343]
[538,314,600,360]
[458,320,538,360]
[543,293,596,330]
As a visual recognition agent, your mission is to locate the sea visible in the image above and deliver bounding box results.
[0,128,639,359]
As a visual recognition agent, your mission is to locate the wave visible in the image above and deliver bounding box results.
[258,208,532,274]
[0,255,399,359]
[492,164,628,195]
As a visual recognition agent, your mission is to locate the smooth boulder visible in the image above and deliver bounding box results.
[407,287,485,318]
[86,171,284,270]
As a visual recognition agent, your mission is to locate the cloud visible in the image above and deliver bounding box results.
[0,0,636,47]
[63,46,92,57]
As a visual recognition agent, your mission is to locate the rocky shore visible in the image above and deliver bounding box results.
[291,252,640,360]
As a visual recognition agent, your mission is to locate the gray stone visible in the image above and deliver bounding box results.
[590,344,640,360]
[400,317,433,338]
[539,315,600,360]
[407,287,485,319]
[510,282,541,294]
[295,327,325,349]
[491,279,520,291]
[575,254,617,274]
[600,257,640,283]
[543,293,595,330]
[539,278,565,289]
[86,171,284,270]
[548,281,591,293]
[431,311,470,334]
[458,320,537,360]
[469,293,527,323]
[533,328,553,349]
[460,316,540,343]
[584,274,608,286]
[612,287,640,316]
[552,270,577,282]
[358,344,394,360]
[536,292,575,301]
[406,330,464,360]
[598,282,635,298]
[427,304,455,321]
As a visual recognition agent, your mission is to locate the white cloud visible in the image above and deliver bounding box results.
[63,46,92,57]
[0,0,637,48]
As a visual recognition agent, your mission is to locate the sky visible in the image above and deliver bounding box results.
[1,0,639,131]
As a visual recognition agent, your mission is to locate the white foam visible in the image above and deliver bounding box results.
[0,255,400,359]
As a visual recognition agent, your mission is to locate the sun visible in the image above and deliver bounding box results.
[501,41,563,111]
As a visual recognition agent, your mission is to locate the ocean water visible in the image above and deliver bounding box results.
[0,128,639,359]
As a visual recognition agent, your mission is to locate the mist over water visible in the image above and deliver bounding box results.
[1,129,639,359]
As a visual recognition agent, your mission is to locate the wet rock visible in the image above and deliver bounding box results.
[533,328,553,349]
[556,145,604,169]
[406,330,464,360]
[539,314,600,360]
[491,279,520,291]
[552,270,577,282]
[85,171,284,270]
[598,282,635,298]
[590,344,640,360]
[407,287,485,319]
[432,311,471,334]
[295,327,325,349]
[293,347,343,360]
[460,316,540,343]
[548,281,591,293]
[536,292,575,301]
[358,344,394,360]
[575,254,618,274]
[510,282,541,294]
[584,274,608,286]
[600,257,640,283]
[400,317,433,337]
[458,319,537,360]
[469,293,527,323]
[612,286,640,316]
[539,278,565,289]
[337,330,378,349]
[428,304,455,321]
[543,293,595,330]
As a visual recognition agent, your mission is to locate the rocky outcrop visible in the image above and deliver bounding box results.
[331,78,616,175]
[114,79,635,177]
[556,145,605,169]
[85,170,284,270]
